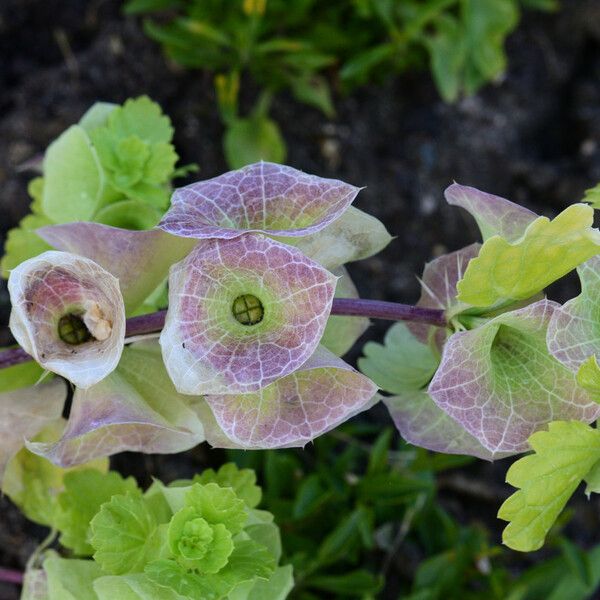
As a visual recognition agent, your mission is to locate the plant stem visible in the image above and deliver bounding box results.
[0,567,23,585]
[0,298,446,370]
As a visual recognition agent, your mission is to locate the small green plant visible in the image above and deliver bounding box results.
[9,451,291,599]
[123,0,556,167]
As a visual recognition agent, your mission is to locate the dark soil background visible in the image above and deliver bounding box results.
[2,0,600,598]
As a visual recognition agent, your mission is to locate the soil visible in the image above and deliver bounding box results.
[2,0,600,598]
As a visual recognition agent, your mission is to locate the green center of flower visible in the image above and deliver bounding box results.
[179,517,214,560]
[232,294,264,326]
[57,313,92,345]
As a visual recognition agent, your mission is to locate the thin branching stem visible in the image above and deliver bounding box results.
[0,298,446,370]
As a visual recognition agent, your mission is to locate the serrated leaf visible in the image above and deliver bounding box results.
[358,322,437,394]
[42,125,105,222]
[457,204,600,308]
[193,463,262,509]
[1,212,53,278]
[498,421,600,551]
[91,493,166,574]
[55,469,139,555]
[429,300,600,454]
[105,96,174,144]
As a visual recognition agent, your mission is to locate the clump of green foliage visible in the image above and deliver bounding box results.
[1,96,195,279]
[12,452,291,600]
[124,0,556,167]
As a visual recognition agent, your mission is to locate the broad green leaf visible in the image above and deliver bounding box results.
[94,573,185,600]
[245,522,282,562]
[94,200,163,230]
[498,421,600,551]
[224,116,286,169]
[185,482,247,535]
[358,322,437,394]
[78,102,118,132]
[55,469,139,555]
[0,359,46,393]
[3,419,108,527]
[576,355,600,399]
[44,554,104,600]
[457,204,600,307]
[193,463,262,508]
[229,565,294,600]
[91,493,167,575]
[1,212,53,278]
[42,125,105,222]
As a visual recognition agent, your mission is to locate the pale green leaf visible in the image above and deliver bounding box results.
[79,102,118,132]
[193,463,262,509]
[498,421,600,551]
[583,182,600,210]
[94,200,163,230]
[224,116,286,169]
[44,554,104,600]
[229,565,293,600]
[107,96,174,144]
[42,125,105,222]
[457,204,600,307]
[91,493,168,575]
[94,573,185,600]
[358,322,438,394]
[56,469,139,555]
[3,420,108,527]
[1,212,53,278]
[0,359,46,393]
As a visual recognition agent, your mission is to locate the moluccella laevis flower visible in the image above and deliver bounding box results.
[8,251,126,388]
[160,233,337,395]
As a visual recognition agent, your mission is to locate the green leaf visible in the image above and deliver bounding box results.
[105,96,174,144]
[307,570,383,596]
[0,359,46,393]
[3,420,108,527]
[576,355,600,399]
[91,492,167,575]
[56,469,139,555]
[94,573,185,600]
[229,565,293,600]
[145,540,275,599]
[94,200,163,230]
[44,554,105,600]
[168,506,233,573]
[1,212,53,278]
[317,507,372,566]
[224,116,286,169]
[185,482,248,535]
[193,463,262,508]
[457,204,600,308]
[79,102,118,132]
[245,522,282,562]
[289,74,334,117]
[358,322,438,394]
[498,421,600,551]
[42,125,105,222]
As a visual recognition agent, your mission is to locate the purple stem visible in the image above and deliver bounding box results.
[0,299,446,370]
[0,567,23,585]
